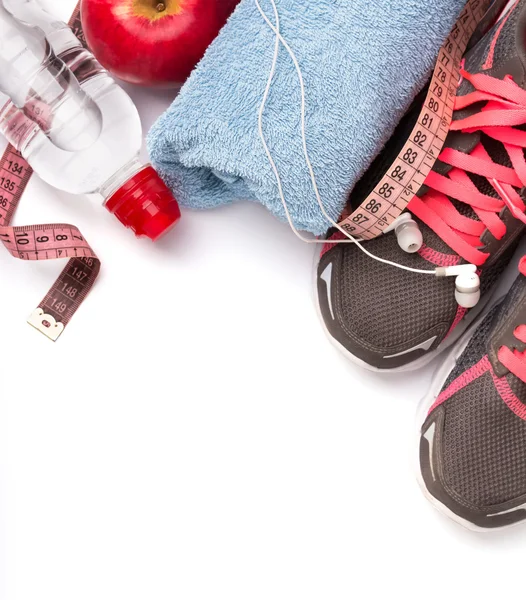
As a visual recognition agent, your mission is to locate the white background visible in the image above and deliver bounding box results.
[1,1,526,598]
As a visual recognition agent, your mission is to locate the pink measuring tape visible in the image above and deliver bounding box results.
[338,0,492,239]
[0,3,99,342]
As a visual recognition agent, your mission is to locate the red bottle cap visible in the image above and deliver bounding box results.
[105,166,180,241]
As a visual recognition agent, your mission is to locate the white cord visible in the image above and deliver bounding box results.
[254,0,436,276]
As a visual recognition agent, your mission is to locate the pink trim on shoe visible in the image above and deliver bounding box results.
[428,354,526,421]
[428,356,491,415]
[491,369,526,420]
[320,231,346,257]
[444,268,481,339]
[418,244,461,267]
[482,0,520,71]
[445,306,468,339]
[418,244,465,340]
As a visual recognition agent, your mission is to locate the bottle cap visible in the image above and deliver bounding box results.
[105,166,180,241]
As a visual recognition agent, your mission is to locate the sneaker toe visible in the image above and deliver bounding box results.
[316,234,460,370]
[420,376,526,529]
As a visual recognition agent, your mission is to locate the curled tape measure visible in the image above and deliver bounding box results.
[338,0,492,240]
[0,2,99,342]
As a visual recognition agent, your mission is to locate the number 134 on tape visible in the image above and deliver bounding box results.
[0,4,100,342]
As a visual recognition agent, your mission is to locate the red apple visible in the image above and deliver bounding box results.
[80,0,240,87]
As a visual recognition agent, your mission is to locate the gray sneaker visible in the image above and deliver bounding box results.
[316,1,526,371]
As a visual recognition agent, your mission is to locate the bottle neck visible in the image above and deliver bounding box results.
[99,157,145,203]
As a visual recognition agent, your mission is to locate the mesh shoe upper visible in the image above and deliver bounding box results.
[442,376,526,507]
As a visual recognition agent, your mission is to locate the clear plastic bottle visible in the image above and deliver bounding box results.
[0,0,180,241]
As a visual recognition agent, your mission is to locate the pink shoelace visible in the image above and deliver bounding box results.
[409,68,526,266]
[409,68,526,383]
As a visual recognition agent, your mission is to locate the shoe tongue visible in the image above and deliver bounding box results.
[458,0,526,97]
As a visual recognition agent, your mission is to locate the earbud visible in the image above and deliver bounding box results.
[436,264,481,308]
[454,271,481,308]
[384,213,423,253]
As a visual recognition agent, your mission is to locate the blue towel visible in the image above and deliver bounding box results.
[147,0,466,235]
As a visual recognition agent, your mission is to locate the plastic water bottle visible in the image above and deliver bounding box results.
[0,0,180,241]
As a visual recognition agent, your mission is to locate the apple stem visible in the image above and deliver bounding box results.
[156,2,166,11]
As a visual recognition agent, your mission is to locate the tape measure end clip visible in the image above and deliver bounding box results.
[27,309,65,342]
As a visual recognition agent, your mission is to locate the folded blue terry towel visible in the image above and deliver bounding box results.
[148,0,467,235]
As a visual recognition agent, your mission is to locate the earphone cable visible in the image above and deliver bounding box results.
[254,0,437,277]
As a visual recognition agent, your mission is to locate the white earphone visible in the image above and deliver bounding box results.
[255,0,481,309]
[384,213,424,253]
[436,264,481,308]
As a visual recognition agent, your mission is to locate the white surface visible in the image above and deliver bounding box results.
[1,1,526,599]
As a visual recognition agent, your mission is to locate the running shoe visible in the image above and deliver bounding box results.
[316,0,526,371]
[419,264,526,529]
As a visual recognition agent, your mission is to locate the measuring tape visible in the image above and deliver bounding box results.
[0,2,100,342]
[338,0,492,239]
